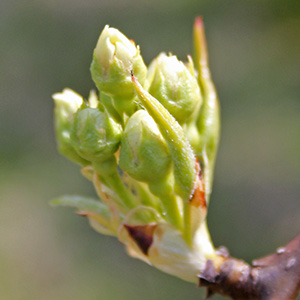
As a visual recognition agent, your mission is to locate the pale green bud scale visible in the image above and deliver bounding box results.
[50,195,114,236]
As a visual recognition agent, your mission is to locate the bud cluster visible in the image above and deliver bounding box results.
[52,18,220,283]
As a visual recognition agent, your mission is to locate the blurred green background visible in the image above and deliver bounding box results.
[1,0,299,299]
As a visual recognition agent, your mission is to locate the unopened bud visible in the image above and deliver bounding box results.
[119,110,171,184]
[52,88,89,165]
[148,53,202,124]
[91,26,147,110]
[71,107,122,162]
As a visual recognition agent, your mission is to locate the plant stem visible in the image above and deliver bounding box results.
[198,232,300,300]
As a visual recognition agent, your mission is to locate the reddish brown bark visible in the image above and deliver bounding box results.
[198,233,300,300]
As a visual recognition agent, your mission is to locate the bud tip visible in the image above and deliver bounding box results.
[194,16,203,29]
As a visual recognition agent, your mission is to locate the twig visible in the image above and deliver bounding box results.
[199,232,300,299]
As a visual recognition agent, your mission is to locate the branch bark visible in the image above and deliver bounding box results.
[198,232,300,300]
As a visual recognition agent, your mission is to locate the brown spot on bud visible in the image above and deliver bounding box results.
[190,159,206,208]
[124,224,157,255]
[76,211,89,217]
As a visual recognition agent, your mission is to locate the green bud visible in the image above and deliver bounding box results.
[52,88,89,166]
[132,76,198,244]
[71,107,122,162]
[90,26,147,114]
[119,110,172,183]
[132,76,196,203]
[148,53,202,124]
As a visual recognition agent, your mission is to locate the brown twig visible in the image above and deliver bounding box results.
[198,232,300,300]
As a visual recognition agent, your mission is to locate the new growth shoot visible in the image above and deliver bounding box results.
[52,17,220,283]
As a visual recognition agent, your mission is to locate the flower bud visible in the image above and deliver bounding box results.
[71,107,122,162]
[52,20,220,285]
[148,53,202,124]
[119,110,171,184]
[91,26,147,105]
[52,88,89,165]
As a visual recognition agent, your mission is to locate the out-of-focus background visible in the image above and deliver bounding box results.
[1,0,299,299]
